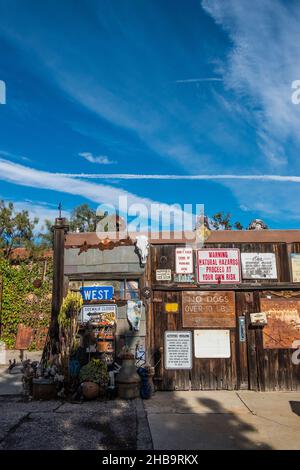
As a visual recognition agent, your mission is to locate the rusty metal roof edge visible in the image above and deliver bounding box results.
[64,229,300,247]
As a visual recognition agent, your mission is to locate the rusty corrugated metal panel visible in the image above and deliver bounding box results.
[65,230,300,247]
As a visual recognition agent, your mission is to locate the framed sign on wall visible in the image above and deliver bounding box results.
[241,252,277,279]
[164,331,192,370]
[182,291,236,328]
[175,247,193,274]
[197,249,241,284]
[194,329,231,358]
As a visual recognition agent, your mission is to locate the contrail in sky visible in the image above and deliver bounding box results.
[175,77,223,83]
[59,173,300,183]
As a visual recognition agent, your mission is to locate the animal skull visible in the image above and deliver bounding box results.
[135,235,149,266]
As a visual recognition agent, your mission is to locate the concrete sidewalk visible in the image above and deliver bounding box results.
[0,366,23,396]
[144,390,300,450]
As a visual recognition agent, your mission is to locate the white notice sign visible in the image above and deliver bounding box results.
[175,247,193,274]
[194,330,231,358]
[156,269,172,281]
[241,253,277,279]
[165,331,192,369]
[197,248,241,284]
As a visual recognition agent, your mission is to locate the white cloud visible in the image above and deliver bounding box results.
[0,196,70,232]
[79,152,116,165]
[0,158,194,227]
[202,0,300,169]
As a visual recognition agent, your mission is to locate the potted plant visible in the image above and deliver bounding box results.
[79,359,109,400]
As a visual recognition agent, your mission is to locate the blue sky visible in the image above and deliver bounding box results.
[1,0,300,230]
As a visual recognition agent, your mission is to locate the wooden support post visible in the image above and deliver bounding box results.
[50,217,69,354]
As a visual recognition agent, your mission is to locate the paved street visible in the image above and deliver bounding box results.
[144,390,300,450]
[0,396,152,450]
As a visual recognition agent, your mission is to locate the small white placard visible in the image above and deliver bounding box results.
[250,312,268,325]
[156,269,172,281]
[165,331,192,369]
[175,247,193,274]
[194,329,231,358]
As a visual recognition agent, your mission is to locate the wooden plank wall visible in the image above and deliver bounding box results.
[150,244,300,391]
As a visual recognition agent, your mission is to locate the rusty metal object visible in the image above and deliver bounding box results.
[182,291,236,328]
[78,236,134,255]
[260,298,300,349]
[15,324,34,350]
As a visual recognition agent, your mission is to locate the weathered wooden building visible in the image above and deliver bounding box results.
[148,229,300,392]
[52,219,300,392]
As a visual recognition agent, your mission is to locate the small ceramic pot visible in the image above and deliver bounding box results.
[82,381,100,400]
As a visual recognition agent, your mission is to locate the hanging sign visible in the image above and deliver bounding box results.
[127,300,143,331]
[164,331,192,369]
[79,285,114,301]
[291,253,300,282]
[182,291,236,328]
[197,249,241,284]
[175,247,193,274]
[241,253,277,279]
[194,330,231,358]
[156,269,172,281]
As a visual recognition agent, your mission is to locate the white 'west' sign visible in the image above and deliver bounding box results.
[197,248,241,284]
[175,247,193,274]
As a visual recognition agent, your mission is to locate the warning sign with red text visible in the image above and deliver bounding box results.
[197,248,241,284]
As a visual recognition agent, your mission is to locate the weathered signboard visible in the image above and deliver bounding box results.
[194,329,231,358]
[164,331,192,369]
[291,253,300,282]
[80,304,117,322]
[156,269,172,281]
[260,297,300,349]
[15,324,34,350]
[197,249,241,284]
[182,291,236,328]
[241,253,277,279]
[175,247,193,274]
[79,286,114,301]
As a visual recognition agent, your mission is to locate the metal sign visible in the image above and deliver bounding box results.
[182,291,236,328]
[250,312,268,325]
[173,273,195,283]
[165,303,179,313]
[175,247,193,274]
[164,331,192,370]
[197,248,241,284]
[291,253,300,282]
[80,304,116,322]
[194,329,231,358]
[79,285,114,301]
[241,253,277,279]
[239,316,246,342]
[156,269,172,281]
[260,298,300,349]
